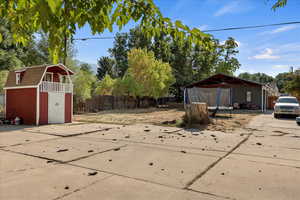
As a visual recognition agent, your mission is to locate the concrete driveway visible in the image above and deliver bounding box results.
[0,113,299,200]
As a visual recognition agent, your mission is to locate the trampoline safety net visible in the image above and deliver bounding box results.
[184,87,231,107]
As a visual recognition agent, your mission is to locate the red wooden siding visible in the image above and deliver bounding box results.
[53,73,60,82]
[65,93,72,123]
[6,88,37,125]
[39,92,48,125]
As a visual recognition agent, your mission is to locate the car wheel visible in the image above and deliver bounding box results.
[274,114,279,118]
[297,122,300,126]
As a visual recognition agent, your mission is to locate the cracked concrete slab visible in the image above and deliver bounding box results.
[24,123,120,136]
[0,164,111,200]
[227,153,300,168]
[77,136,227,158]
[0,130,58,148]
[247,113,300,131]
[249,135,300,149]
[5,137,125,162]
[231,144,300,168]
[189,156,300,200]
[0,150,49,178]
[77,124,246,152]
[60,175,225,200]
[71,145,220,188]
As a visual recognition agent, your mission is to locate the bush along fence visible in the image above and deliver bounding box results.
[74,95,157,113]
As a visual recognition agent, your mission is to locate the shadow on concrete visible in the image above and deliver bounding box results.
[275,115,298,121]
[0,125,34,133]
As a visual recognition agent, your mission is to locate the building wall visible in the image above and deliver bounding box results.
[6,88,37,125]
[232,86,262,108]
[65,93,72,123]
[39,92,48,125]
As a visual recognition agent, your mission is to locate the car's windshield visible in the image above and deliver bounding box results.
[277,98,299,104]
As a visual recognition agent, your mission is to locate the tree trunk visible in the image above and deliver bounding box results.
[185,102,210,125]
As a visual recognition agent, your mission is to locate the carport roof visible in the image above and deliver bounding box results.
[185,73,263,88]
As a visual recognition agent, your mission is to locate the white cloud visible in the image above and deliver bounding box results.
[272,25,298,34]
[260,25,299,35]
[251,48,280,60]
[272,65,289,69]
[214,1,239,17]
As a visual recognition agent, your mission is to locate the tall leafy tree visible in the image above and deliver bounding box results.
[285,74,300,97]
[0,0,210,63]
[0,18,24,71]
[73,67,97,101]
[169,39,193,100]
[0,70,8,92]
[113,73,139,97]
[238,73,274,84]
[214,37,240,75]
[97,56,116,80]
[95,74,116,95]
[127,48,175,99]
[191,40,219,81]
[108,27,240,100]
[275,72,294,93]
[108,33,129,77]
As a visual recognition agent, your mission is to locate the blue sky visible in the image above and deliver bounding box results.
[73,0,300,77]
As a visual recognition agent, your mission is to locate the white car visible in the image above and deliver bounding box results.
[274,96,300,118]
[297,117,300,125]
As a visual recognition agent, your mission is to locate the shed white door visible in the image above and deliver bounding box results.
[48,92,65,124]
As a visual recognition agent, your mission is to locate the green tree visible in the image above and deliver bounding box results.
[112,73,140,97]
[192,40,219,81]
[0,0,209,63]
[80,63,93,73]
[0,18,24,71]
[108,27,240,101]
[214,37,240,75]
[169,39,193,100]
[0,70,8,91]
[73,66,96,101]
[238,73,274,84]
[285,74,300,97]
[95,74,116,95]
[127,48,175,99]
[108,33,129,77]
[97,56,116,80]
[275,72,293,93]
[19,33,51,66]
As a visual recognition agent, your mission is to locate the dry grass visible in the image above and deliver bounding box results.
[74,108,184,125]
[74,108,257,132]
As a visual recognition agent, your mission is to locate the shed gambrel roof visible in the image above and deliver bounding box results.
[4,64,74,88]
[5,65,47,88]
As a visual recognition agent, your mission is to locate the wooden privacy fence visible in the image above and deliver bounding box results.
[74,95,157,113]
[267,96,278,110]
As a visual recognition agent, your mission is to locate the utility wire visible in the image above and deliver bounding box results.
[72,21,300,41]
[202,21,300,32]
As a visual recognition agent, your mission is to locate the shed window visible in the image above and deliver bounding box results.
[59,75,67,83]
[43,72,53,82]
[246,91,252,102]
[16,73,21,85]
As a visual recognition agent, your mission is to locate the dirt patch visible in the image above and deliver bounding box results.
[74,108,256,132]
[74,108,184,125]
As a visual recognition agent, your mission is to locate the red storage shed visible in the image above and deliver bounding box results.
[4,64,74,125]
